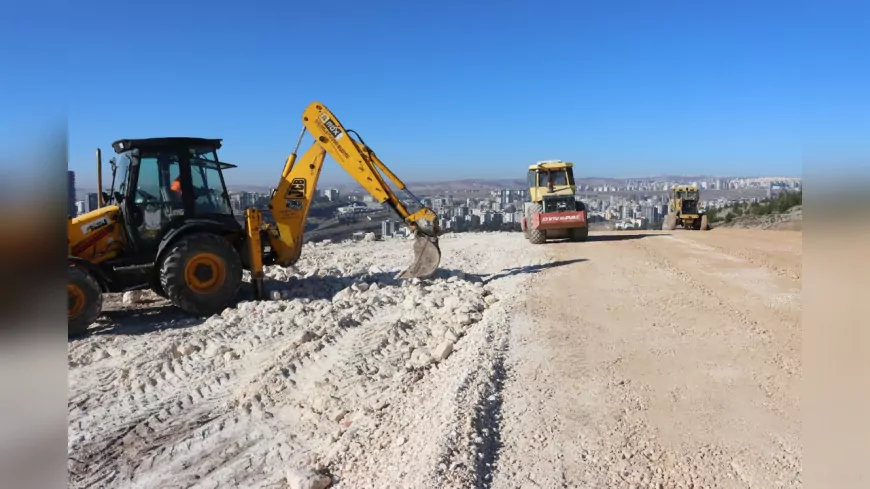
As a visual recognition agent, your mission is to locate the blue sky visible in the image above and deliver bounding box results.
[3,0,868,188]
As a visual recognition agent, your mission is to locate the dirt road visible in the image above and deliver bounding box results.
[68,229,801,488]
[492,229,802,489]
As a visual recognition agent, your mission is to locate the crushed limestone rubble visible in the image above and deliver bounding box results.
[68,231,541,489]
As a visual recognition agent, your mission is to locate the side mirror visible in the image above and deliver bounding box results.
[101,191,112,205]
[114,191,124,204]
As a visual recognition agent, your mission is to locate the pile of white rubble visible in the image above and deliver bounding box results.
[69,232,537,489]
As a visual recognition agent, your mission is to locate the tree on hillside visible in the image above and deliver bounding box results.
[705,207,721,222]
[713,190,801,224]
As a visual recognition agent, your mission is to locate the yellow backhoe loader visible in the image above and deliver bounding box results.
[67,101,442,337]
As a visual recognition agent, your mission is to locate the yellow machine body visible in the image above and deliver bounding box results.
[245,101,442,296]
[67,206,128,264]
[527,160,577,203]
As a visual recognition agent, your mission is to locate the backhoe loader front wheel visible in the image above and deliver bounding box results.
[68,266,102,338]
[160,232,243,317]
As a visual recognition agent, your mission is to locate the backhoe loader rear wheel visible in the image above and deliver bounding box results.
[528,203,547,244]
[68,266,102,338]
[160,232,243,317]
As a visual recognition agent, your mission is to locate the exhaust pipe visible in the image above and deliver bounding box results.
[96,148,104,207]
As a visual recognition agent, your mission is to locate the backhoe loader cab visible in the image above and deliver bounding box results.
[663,185,709,231]
[111,137,243,254]
[68,137,247,337]
[520,160,589,244]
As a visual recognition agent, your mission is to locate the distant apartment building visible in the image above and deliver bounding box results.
[87,193,99,213]
[337,202,367,215]
[381,220,403,237]
[642,206,658,223]
[619,205,629,220]
[230,192,254,213]
[67,170,76,217]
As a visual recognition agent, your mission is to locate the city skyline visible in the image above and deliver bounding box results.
[70,170,803,196]
[69,165,799,223]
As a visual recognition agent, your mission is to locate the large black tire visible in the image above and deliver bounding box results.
[160,233,243,317]
[68,266,102,338]
[664,213,677,231]
[569,226,589,242]
[148,270,168,298]
[527,203,547,244]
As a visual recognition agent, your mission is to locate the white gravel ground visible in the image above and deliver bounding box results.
[68,231,546,489]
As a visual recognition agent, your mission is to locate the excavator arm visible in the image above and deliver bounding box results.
[245,101,442,299]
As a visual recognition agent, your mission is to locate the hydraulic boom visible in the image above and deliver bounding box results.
[246,101,442,298]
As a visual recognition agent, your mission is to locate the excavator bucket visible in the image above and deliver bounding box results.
[395,234,441,279]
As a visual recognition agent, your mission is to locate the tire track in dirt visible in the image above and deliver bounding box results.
[69,232,551,489]
[491,230,802,489]
[674,229,802,281]
[631,231,801,352]
[68,328,272,487]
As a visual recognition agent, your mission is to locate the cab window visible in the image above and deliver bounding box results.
[547,171,568,186]
[135,152,181,205]
[115,152,133,200]
[189,156,233,215]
